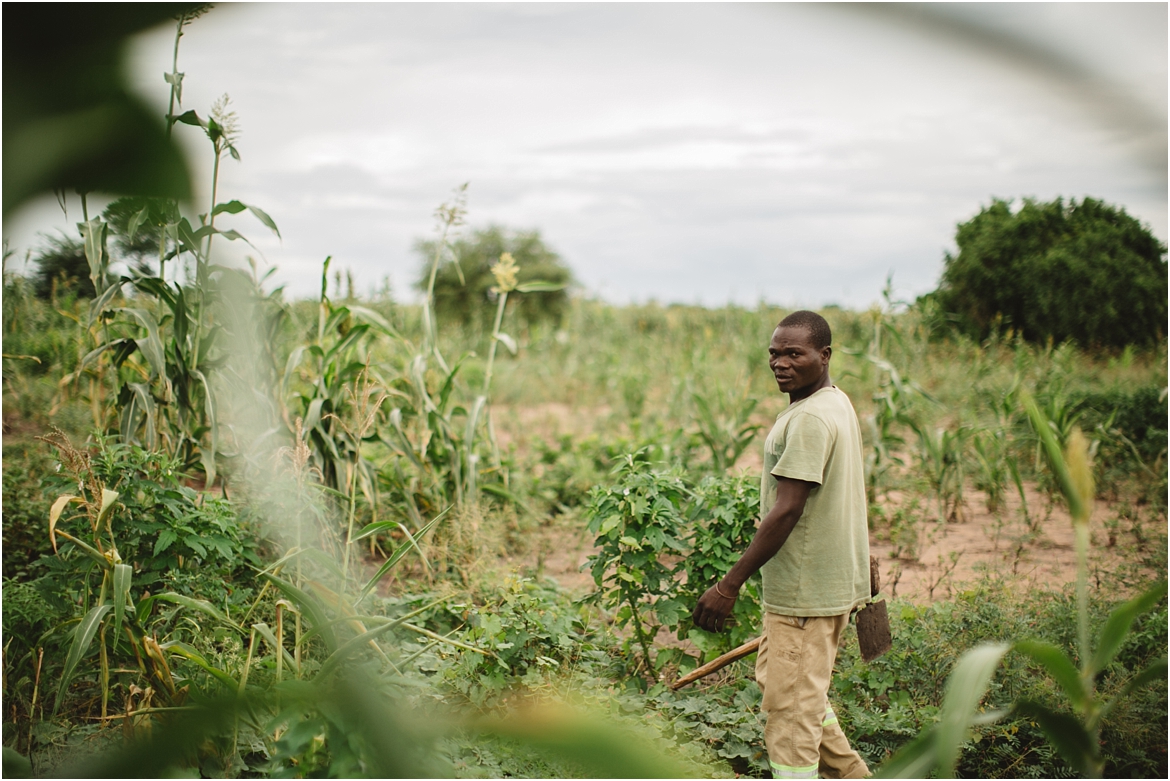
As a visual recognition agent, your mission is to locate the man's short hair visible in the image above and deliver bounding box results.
[778,310,832,350]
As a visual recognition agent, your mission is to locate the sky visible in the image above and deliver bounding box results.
[5,2,1166,309]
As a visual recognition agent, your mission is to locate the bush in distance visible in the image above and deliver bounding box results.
[928,196,1167,349]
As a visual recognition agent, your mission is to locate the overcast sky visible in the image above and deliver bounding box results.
[5,2,1166,309]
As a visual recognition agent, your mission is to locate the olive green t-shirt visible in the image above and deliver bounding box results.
[758,386,870,617]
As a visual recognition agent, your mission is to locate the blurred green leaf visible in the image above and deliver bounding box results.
[1013,639,1087,711]
[1090,581,1167,676]
[3,4,198,214]
[1013,700,1095,775]
[112,563,132,641]
[935,642,1011,777]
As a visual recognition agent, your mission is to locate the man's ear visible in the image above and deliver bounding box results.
[822,345,832,364]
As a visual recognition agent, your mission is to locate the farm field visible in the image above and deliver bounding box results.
[3,6,1167,778]
[3,277,1166,777]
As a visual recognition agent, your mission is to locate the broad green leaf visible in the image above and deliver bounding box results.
[127,205,150,242]
[48,495,79,553]
[3,747,32,778]
[96,488,120,530]
[1013,639,1087,711]
[245,203,280,238]
[121,382,158,449]
[111,564,132,641]
[875,724,935,776]
[1021,391,1088,522]
[515,280,567,293]
[87,281,124,326]
[175,217,203,261]
[53,529,112,570]
[464,395,486,451]
[599,516,621,535]
[153,528,178,557]
[346,305,398,338]
[495,332,518,355]
[210,199,248,216]
[54,604,113,715]
[281,344,307,397]
[359,511,446,601]
[1090,580,1167,675]
[170,109,204,127]
[115,308,166,379]
[159,641,238,690]
[1012,700,1095,775]
[78,218,107,291]
[352,520,402,544]
[935,642,1011,777]
[79,341,119,372]
[136,593,243,633]
[304,397,325,433]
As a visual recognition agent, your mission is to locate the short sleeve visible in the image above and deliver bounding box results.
[770,412,833,485]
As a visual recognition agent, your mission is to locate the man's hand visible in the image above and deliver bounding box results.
[692,581,738,633]
[687,477,815,634]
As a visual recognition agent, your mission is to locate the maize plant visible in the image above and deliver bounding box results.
[879,390,1167,779]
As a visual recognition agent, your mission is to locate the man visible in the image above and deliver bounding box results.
[692,310,870,780]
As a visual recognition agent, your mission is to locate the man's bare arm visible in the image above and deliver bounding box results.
[691,475,815,633]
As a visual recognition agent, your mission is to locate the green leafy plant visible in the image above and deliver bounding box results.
[585,452,691,677]
[689,378,764,473]
[675,473,763,658]
[909,421,969,526]
[33,429,259,723]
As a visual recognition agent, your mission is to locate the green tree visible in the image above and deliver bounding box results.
[30,233,94,299]
[414,225,573,328]
[930,197,1167,348]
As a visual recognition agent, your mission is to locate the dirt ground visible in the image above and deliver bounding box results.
[506,488,1164,606]
[492,405,1166,606]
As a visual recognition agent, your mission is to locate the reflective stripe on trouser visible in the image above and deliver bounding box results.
[756,612,869,780]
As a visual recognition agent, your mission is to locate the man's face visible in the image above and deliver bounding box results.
[768,326,829,395]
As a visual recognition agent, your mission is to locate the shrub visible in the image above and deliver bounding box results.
[676,473,764,657]
[1069,384,1167,462]
[930,197,1167,348]
[584,452,691,676]
[586,461,767,670]
[39,434,264,596]
[29,233,95,300]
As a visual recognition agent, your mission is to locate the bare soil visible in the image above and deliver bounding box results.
[491,406,1165,606]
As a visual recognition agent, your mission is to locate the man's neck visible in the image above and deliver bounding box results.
[787,373,832,404]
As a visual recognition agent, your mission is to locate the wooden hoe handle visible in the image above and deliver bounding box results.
[670,636,762,690]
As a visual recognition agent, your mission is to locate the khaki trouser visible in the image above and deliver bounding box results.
[755,612,869,779]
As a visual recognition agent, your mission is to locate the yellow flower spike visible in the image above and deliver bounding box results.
[490,252,519,294]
